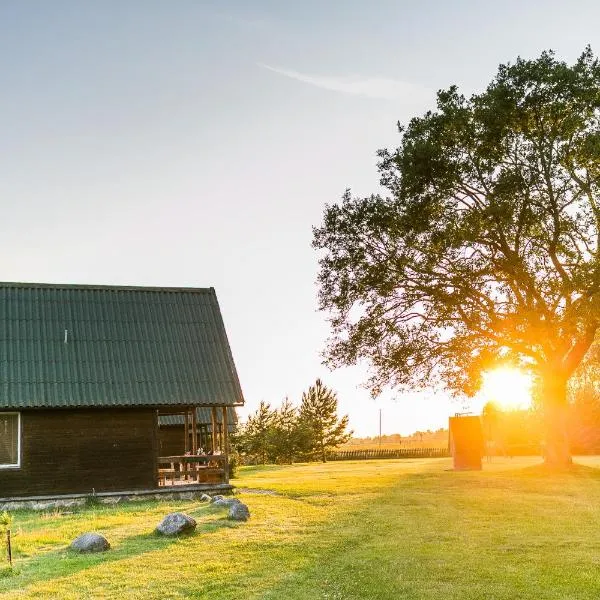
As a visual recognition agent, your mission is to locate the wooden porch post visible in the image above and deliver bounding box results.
[184,410,189,454]
[222,406,230,482]
[211,406,218,453]
[222,406,229,454]
[191,407,198,454]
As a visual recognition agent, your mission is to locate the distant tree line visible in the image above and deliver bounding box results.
[346,429,449,449]
[232,379,352,464]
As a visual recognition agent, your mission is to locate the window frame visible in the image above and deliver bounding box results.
[0,412,21,469]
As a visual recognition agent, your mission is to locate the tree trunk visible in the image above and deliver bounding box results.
[542,375,572,469]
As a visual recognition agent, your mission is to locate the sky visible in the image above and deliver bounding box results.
[0,1,598,436]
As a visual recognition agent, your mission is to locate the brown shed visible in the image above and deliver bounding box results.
[448,415,484,470]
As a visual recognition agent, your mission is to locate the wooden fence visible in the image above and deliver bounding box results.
[326,447,450,461]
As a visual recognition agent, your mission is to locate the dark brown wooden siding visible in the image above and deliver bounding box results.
[158,426,184,457]
[158,424,215,456]
[0,408,158,498]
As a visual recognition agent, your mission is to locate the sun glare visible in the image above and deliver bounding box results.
[480,367,533,411]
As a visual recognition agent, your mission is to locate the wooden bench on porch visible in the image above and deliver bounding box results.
[158,455,228,486]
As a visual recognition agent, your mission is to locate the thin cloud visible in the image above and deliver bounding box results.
[258,63,431,101]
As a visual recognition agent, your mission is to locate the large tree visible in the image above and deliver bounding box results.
[313,48,600,467]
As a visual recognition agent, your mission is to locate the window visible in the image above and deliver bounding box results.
[0,413,20,468]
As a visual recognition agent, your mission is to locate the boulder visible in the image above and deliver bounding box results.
[228,503,250,522]
[155,512,197,536]
[70,532,110,553]
[212,497,241,508]
[210,495,225,504]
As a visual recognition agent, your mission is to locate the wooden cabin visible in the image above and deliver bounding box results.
[0,283,244,501]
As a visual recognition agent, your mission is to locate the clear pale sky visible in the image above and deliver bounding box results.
[0,1,598,435]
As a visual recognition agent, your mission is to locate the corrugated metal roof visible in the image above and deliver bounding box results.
[158,407,238,430]
[0,282,245,409]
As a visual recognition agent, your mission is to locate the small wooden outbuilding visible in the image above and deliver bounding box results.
[0,283,244,501]
[448,415,484,470]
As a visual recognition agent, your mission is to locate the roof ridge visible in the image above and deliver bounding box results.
[0,282,216,293]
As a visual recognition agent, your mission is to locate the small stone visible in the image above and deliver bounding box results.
[228,503,250,521]
[210,495,225,503]
[70,532,110,553]
[155,512,197,536]
[200,494,212,502]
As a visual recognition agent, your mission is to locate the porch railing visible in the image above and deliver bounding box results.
[158,454,228,486]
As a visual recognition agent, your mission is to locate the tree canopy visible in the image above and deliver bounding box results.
[313,48,600,465]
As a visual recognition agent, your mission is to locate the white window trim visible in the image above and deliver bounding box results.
[0,412,20,469]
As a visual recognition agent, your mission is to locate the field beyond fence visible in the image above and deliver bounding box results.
[327,447,449,460]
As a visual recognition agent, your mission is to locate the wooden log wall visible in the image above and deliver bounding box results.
[0,408,157,498]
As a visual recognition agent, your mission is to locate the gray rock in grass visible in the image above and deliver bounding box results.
[228,502,250,522]
[155,512,197,536]
[212,497,241,508]
[200,493,212,502]
[70,532,111,553]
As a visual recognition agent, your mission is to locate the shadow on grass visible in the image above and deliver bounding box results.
[0,512,239,595]
[481,460,600,481]
[519,462,600,478]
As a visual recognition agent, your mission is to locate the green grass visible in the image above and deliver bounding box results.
[2,457,600,598]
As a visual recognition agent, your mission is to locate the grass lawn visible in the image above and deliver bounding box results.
[2,457,600,598]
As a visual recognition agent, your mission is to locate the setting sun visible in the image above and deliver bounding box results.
[480,367,533,411]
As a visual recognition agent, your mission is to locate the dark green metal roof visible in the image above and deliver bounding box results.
[158,407,238,430]
[0,282,245,409]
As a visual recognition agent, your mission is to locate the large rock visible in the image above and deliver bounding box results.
[155,512,197,536]
[70,532,110,553]
[212,497,241,508]
[228,503,250,522]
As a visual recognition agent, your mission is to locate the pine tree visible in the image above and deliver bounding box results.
[270,397,301,464]
[234,401,276,464]
[299,379,352,462]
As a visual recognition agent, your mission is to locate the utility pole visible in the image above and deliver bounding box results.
[379,408,382,448]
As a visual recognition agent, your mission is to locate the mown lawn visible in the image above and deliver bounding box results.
[2,457,600,598]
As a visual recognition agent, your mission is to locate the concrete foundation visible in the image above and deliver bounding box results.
[0,483,234,511]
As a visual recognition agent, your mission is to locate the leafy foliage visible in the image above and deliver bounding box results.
[567,343,600,451]
[314,48,600,405]
[481,403,542,455]
[0,513,10,531]
[0,512,11,567]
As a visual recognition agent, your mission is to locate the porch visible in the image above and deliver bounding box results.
[157,405,232,487]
